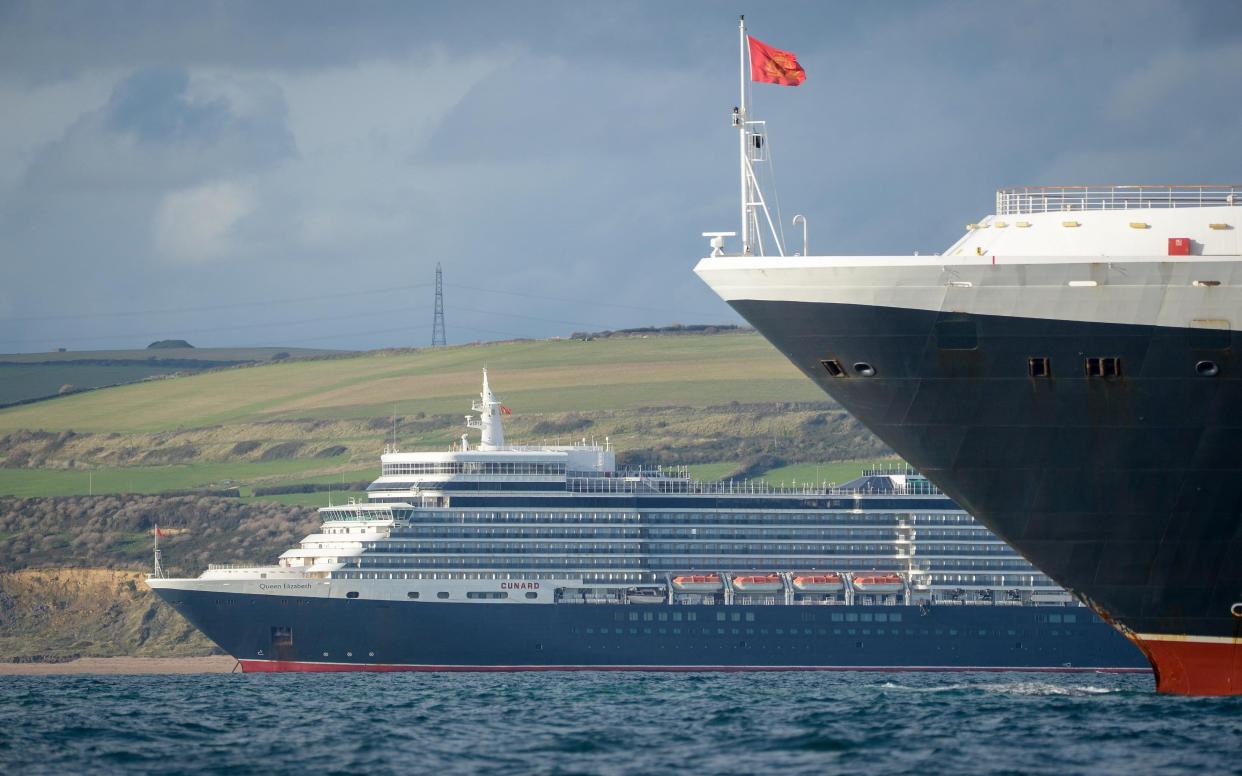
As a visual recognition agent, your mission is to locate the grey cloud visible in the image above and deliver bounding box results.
[21,67,295,194]
[2,0,1241,352]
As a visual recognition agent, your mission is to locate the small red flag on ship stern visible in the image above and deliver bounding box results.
[501,405,512,416]
[154,525,165,538]
[748,36,806,86]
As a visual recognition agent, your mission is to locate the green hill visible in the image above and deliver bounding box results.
[0,346,345,407]
[0,333,893,499]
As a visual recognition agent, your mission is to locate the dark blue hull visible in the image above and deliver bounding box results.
[155,589,1147,672]
[729,298,1242,693]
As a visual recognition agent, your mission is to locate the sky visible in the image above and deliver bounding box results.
[2,0,1240,352]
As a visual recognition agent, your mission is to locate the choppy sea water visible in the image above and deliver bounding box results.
[2,671,1240,775]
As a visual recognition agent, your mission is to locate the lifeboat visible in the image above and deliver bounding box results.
[731,573,783,592]
[792,573,844,592]
[672,574,723,592]
[851,573,905,593]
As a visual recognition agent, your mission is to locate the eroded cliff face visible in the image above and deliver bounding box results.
[0,568,217,661]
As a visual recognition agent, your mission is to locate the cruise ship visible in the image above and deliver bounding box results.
[147,372,1144,672]
[693,19,1239,695]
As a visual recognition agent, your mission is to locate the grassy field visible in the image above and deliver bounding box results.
[0,332,895,497]
[0,334,817,433]
[0,347,345,406]
[0,458,365,498]
[0,346,341,363]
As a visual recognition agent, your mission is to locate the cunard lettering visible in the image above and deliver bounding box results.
[500,582,540,590]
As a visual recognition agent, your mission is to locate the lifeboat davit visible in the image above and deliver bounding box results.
[851,573,905,593]
[672,574,723,592]
[792,574,845,592]
[731,573,783,592]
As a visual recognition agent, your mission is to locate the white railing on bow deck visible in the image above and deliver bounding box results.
[996,184,1241,216]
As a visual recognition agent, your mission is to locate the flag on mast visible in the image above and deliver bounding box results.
[748,36,806,86]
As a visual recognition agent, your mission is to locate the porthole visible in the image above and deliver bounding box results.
[346,591,359,599]
[1196,360,1220,377]
[853,362,876,377]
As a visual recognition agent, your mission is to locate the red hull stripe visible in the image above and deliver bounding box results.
[238,660,1150,674]
[1130,635,1242,696]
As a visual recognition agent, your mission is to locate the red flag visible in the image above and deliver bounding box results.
[500,405,512,416]
[154,526,165,538]
[748,36,806,86]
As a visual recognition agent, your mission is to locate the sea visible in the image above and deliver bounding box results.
[2,671,1240,775]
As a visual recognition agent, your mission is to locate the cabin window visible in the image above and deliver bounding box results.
[1085,357,1122,378]
[525,592,538,599]
[407,592,420,599]
[1028,357,1051,378]
[345,591,359,599]
[819,358,846,378]
[935,318,978,350]
[437,592,450,599]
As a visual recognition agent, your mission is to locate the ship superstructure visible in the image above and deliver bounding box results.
[692,18,1239,695]
[148,371,1143,672]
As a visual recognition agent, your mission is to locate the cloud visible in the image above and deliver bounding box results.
[17,67,293,203]
[153,180,253,264]
[2,1,1242,351]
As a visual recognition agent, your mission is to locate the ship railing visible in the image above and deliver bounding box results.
[564,476,941,497]
[996,184,1242,215]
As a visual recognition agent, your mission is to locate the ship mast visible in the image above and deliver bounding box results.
[152,524,165,579]
[738,15,749,254]
[734,15,784,258]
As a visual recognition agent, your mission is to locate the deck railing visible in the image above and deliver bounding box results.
[996,184,1241,215]
[564,477,943,497]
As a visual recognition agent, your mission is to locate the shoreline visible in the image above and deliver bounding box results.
[0,656,237,675]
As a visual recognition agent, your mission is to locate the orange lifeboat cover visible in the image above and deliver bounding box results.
[853,573,903,585]
[794,574,842,584]
[673,574,721,584]
[733,574,780,584]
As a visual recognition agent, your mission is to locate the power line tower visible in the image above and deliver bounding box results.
[431,263,447,347]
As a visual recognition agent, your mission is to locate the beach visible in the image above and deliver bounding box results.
[0,656,236,675]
